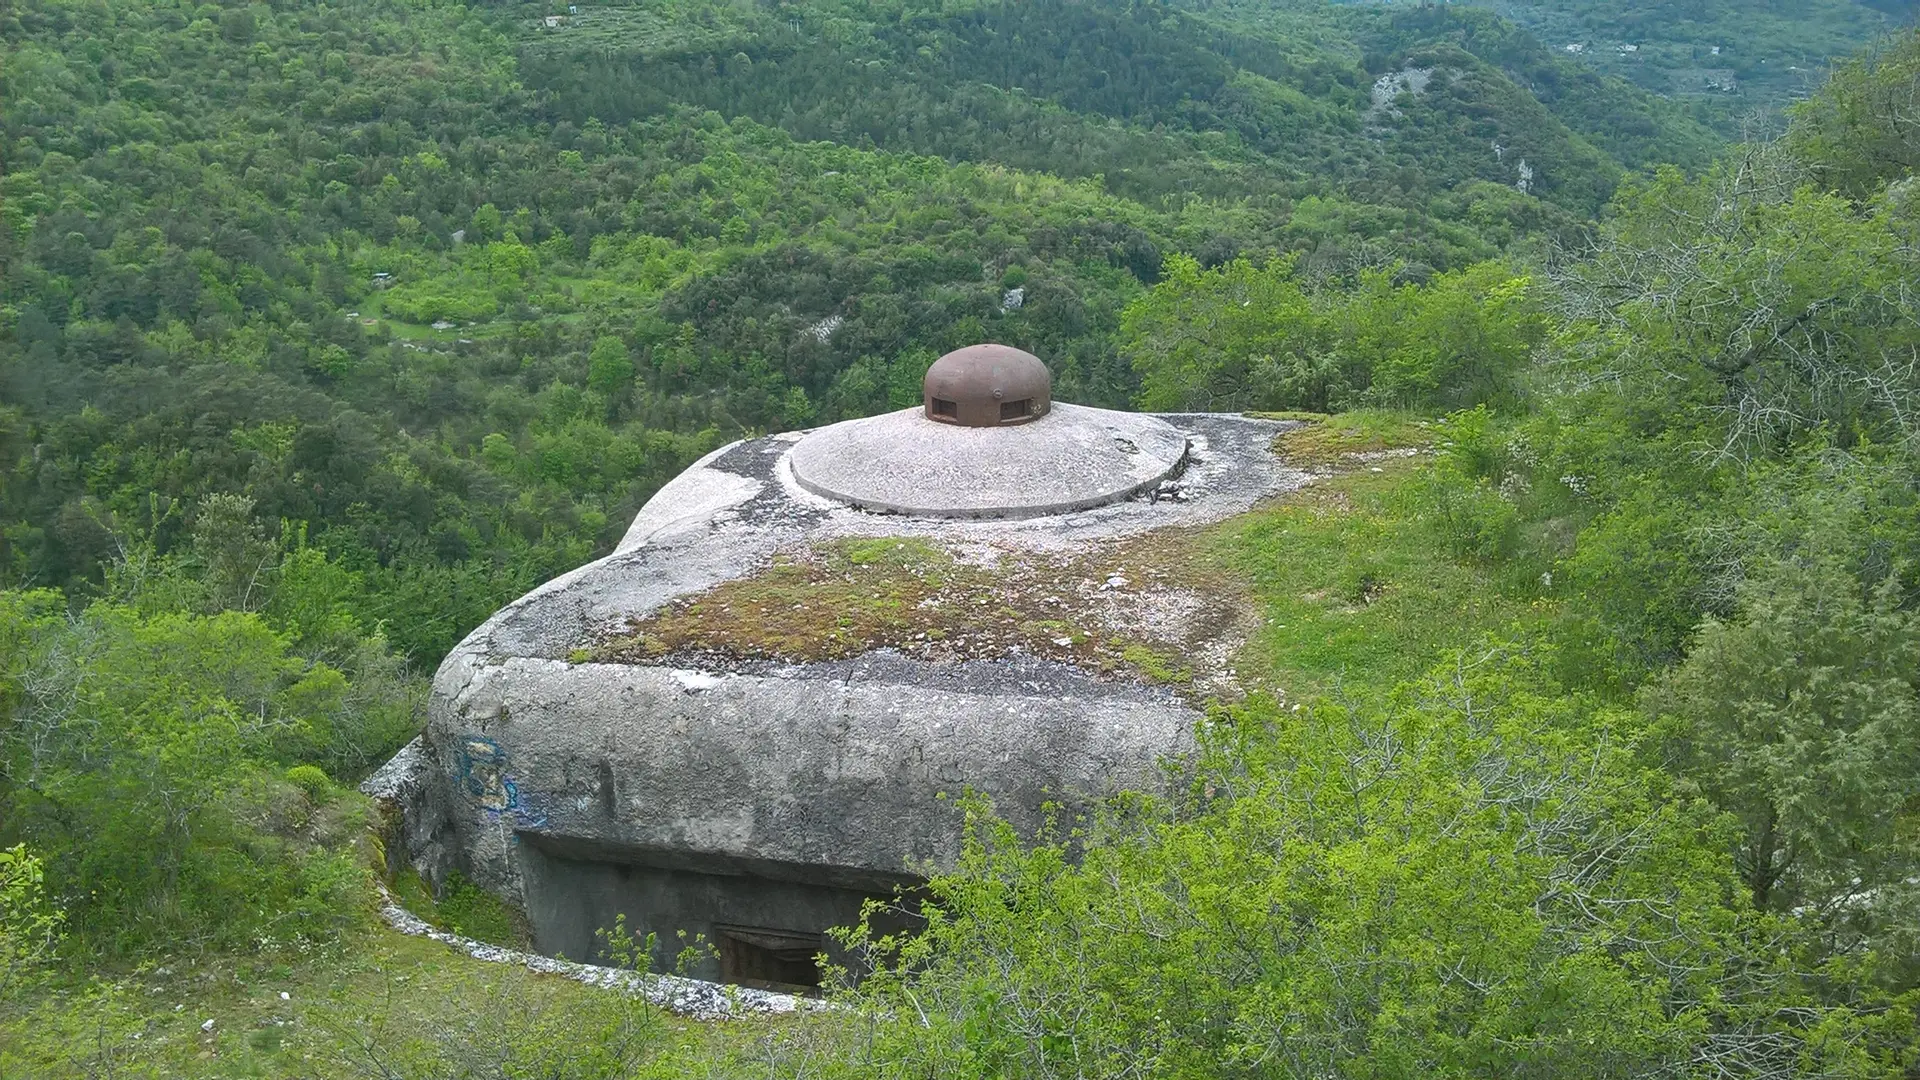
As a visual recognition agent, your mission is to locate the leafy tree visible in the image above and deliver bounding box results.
[1350,263,1545,409]
[587,336,636,398]
[1645,549,1920,928]
[1788,29,1920,199]
[1549,142,1920,462]
[1125,254,1334,412]
[1124,254,1540,412]
[186,494,280,614]
[469,203,503,245]
[832,651,1912,1079]
[0,592,384,953]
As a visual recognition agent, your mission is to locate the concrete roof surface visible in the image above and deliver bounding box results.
[788,403,1189,518]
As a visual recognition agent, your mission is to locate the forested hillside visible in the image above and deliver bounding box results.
[1460,0,1912,109]
[8,0,1920,1075]
[0,0,1724,662]
[1207,0,1918,131]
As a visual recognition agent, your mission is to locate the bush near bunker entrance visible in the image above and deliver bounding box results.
[825,651,1915,1080]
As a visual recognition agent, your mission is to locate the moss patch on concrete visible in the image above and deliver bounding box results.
[596,534,1251,691]
[1270,409,1431,469]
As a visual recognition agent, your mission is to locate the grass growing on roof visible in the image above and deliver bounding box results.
[1268,409,1432,469]
[596,536,1221,687]
[1216,454,1543,695]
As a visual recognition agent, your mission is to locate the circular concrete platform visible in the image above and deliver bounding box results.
[787,403,1190,519]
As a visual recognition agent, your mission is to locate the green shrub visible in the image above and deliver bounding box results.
[285,765,334,801]
[1125,257,1542,414]
[1416,461,1522,562]
[435,872,525,948]
[0,845,63,1000]
[826,653,1908,1079]
[380,280,500,324]
[0,598,383,954]
[1645,533,1920,953]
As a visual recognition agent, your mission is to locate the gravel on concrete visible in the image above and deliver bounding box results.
[373,883,810,1019]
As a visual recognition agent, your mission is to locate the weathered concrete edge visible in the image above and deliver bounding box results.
[372,885,812,1019]
[616,438,759,553]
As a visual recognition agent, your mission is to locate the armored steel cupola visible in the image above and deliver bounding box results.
[792,342,1186,519]
[923,344,1052,427]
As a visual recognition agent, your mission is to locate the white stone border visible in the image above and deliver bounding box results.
[375,886,812,1020]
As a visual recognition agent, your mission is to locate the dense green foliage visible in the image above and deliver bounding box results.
[8,0,1920,1075]
[1443,0,1907,114]
[0,845,62,1001]
[1124,255,1544,412]
[835,664,1906,1078]
[1647,555,1920,931]
[0,0,1732,664]
[1789,30,1920,196]
[0,587,394,954]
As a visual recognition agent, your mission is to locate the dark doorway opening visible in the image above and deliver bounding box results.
[716,925,825,993]
[514,832,926,989]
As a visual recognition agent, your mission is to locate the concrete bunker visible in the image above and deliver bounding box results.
[368,346,1311,993]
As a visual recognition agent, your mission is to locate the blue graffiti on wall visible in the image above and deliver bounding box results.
[457,735,519,813]
[455,735,550,828]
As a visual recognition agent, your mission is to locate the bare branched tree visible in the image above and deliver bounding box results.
[1545,137,1920,464]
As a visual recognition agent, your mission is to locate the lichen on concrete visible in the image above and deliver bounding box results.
[595,531,1252,693]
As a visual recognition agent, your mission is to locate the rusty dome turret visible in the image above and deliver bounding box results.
[923,344,1052,427]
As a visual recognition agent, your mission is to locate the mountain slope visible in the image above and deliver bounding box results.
[522,0,1722,214]
[1413,0,1912,115]
[0,0,1726,656]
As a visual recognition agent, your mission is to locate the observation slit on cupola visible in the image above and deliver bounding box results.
[922,343,1053,427]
